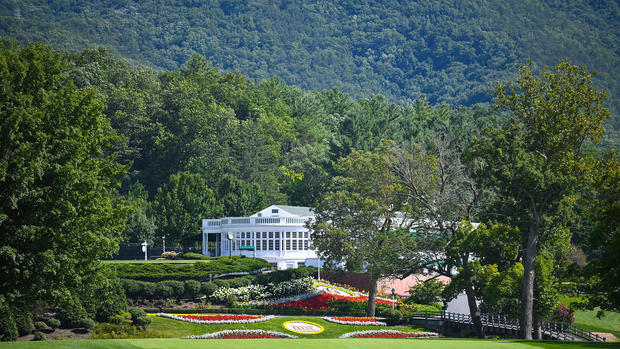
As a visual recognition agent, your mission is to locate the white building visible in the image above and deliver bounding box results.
[202,205,319,270]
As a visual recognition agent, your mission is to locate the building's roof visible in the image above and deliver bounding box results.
[273,205,313,217]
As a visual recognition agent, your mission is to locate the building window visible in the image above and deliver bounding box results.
[292,240,297,250]
[286,238,291,250]
[272,209,279,214]
[275,240,280,250]
[304,240,309,250]
[262,240,267,250]
[269,239,274,250]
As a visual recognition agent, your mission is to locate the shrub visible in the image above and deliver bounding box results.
[327,299,367,314]
[112,257,269,281]
[12,309,33,336]
[109,311,132,326]
[92,277,128,323]
[55,296,88,328]
[550,302,575,324]
[201,282,218,297]
[211,285,269,304]
[133,315,151,329]
[160,280,184,298]
[122,279,143,298]
[184,280,201,298]
[182,252,212,260]
[154,283,174,299]
[34,322,47,331]
[162,251,180,260]
[77,318,95,330]
[0,301,17,341]
[256,266,316,284]
[33,331,45,341]
[405,279,445,305]
[46,318,60,329]
[213,279,229,288]
[129,309,150,329]
[270,277,314,297]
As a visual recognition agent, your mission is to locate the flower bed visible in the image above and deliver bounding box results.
[323,316,386,326]
[339,329,438,338]
[187,329,298,339]
[158,313,274,324]
[277,292,394,310]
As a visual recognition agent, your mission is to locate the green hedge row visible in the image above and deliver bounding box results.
[113,256,269,281]
[122,276,257,300]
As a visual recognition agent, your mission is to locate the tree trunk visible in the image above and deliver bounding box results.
[465,284,486,339]
[520,216,539,339]
[533,300,542,340]
[366,276,379,317]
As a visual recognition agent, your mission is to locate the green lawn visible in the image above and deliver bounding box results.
[101,260,202,264]
[146,315,425,338]
[559,296,620,338]
[0,338,618,349]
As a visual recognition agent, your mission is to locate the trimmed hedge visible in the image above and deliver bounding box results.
[255,266,317,284]
[181,252,213,260]
[122,275,257,300]
[112,257,269,281]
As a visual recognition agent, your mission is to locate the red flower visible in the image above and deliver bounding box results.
[177,314,262,321]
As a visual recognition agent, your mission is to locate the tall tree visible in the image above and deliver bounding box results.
[0,41,128,330]
[310,143,415,316]
[391,137,487,338]
[584,152,619,312]
[152,172,221,252]
[466,60,610,339]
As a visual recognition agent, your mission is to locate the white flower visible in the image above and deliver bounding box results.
[322,317,387,326]
[186,329,298,339]
[339,329,438,338]
[157,313,274,324]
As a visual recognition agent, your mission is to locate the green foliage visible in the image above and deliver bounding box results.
[255,266,317,285]
[311,143,417,316]
[45,319,60,329]
[584,153,620,312]
[0,42,128,329]
[12,310,32,337]
[183,280,201,298]
[406,279,446,306]
[33,331,45,341]
[200,282,218,297]
[3,1,618,150]
[112,257,269,281]
[0,297,17,341]
[33,322,46,331]
[89,276,128,323]
[55,295,88,329]
[152,172,221,252]
[180,252,212,260]
[77,318,95,330]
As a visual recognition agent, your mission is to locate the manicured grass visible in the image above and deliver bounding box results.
[559,296,620,338]
[0,338,618,349]
[102,260,203,264]
[147,315,425,338]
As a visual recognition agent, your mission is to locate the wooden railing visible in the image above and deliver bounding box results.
[410,311,606,341]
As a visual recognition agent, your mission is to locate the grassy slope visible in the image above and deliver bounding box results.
[146,316,424,339]
[560,296,620,338]
[0,338,618,349]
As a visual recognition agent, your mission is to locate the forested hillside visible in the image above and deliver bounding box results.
[1,0,618,147]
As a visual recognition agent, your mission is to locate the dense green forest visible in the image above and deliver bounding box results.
[1,0,618,148]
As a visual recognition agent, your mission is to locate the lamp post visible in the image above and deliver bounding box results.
[162,235,166,254]
[391,288,396,309]
[317,258,321,281]
[141,241,148,261]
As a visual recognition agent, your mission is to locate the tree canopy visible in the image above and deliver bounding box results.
[0,41,128,324]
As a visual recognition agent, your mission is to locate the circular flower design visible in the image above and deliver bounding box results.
[283,320,325,334]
